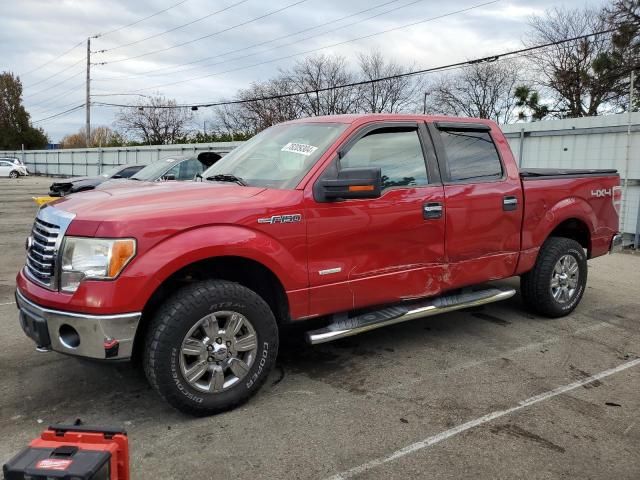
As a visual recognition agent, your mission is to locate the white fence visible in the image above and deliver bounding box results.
[501,113,640,244]
[2,113,639,243]
[0,142,243,177]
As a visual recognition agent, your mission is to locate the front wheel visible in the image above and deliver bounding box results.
[521,237,588,318]
[144,280,279,416]
[9,171,19,178]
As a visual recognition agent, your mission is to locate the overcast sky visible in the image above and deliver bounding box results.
[1,0,607,142]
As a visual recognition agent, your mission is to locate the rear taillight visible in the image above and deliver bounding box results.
[612,185,622,217]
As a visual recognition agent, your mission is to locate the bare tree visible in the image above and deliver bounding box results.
[525,6,625,117]
[215,77,302,136]
[287,54,359,116]
[60,126,124,148]
[429,61,521,123]
[116,96,193,145]
[605,0,640,110]
[357,51,422,113]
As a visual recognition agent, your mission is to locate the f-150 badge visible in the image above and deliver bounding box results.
[258,214,302,224]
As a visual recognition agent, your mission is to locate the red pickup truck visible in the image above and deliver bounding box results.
[16,114,622,415]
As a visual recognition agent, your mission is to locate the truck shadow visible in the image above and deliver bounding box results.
[9,283,559,420]
[274,286,532,394]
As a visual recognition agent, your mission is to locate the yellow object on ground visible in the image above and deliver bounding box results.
[32,196,57,206]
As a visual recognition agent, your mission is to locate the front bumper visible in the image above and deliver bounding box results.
[610,233,624,254]
[16,289,141,360]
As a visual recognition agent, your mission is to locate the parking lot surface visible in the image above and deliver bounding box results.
[1,177,639,479]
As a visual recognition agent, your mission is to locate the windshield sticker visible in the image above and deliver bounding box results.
[281,142,318,156]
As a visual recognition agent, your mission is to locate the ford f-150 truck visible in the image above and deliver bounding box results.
[16,114,622,415]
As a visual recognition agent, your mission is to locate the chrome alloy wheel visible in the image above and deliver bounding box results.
[179,311,258,393]
[550,254,579,304]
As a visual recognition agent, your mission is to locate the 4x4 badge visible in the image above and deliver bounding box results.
[257,214,302,224]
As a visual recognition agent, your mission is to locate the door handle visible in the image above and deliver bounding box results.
[423,202,443,219]
[503,196,518,211]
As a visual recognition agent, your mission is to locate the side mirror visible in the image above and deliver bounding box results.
[319,167,382,201]
[163,174,176,181]
[112,174,123,179]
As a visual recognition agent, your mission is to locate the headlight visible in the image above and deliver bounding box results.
[59,237,136,293]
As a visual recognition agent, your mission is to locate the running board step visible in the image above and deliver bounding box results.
[305,287,516,345]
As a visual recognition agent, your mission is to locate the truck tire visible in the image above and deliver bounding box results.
[520,237,587,318]
[144,279,278,416]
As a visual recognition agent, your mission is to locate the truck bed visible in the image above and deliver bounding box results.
[520,168,618,179]
[520,169,620,259]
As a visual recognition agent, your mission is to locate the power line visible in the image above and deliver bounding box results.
[93,0,414,82]
[29,99,88,119]
[23,69,85,99]
[20,0,189,79]
[27,81,86,110]
[99,0,311,65]
[24,57,86,89]
[19,40,85,77]
[97,0,250,52]
[95,0,190,38]
[102,0,500,93]
[92,28,617,110]
[159,0,429,77]
[32,104,85,124]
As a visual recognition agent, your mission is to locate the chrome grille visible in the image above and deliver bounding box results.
[25,206,75,290]
[26,218,59,287]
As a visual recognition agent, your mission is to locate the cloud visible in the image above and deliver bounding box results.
[0,0,608,142]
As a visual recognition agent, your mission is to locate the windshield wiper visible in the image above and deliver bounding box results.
[205,173,247,186]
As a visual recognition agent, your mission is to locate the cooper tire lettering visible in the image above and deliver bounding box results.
[144,280,279,415]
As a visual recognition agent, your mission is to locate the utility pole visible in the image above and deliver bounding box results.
[86,37,91,147]
[622,69,635,236]
[422,91,431,114]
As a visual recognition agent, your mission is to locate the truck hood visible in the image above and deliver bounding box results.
[52,180,266,222]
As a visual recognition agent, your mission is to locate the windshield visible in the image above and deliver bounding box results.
[131,157,184,181]
[202,122,347,189]
[100,165,125,178]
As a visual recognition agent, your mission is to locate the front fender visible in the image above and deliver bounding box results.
[124,224,307,301]
[16,225,306,316]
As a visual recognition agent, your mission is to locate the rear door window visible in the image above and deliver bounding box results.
[437,130,502,182]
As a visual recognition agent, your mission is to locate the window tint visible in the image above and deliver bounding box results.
[164,164,180,180]
[178,158,204,180]
[339,128,428,189]
[0,161,12,167]
[438,130,502,181]
[118,166,143,178]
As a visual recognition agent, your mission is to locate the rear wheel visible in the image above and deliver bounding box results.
[144,280,278,416]
[521,237,587,317]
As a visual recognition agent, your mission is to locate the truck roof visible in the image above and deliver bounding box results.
[283,113,499,127]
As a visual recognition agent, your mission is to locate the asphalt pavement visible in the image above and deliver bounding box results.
[1,177,639,479]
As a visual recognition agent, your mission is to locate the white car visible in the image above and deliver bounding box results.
[0,158,29,178]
